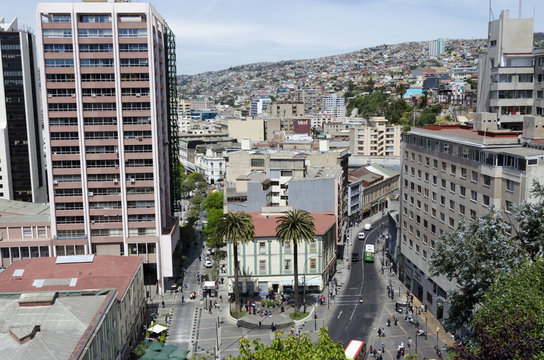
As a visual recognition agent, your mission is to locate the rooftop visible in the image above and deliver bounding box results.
[0,199,49,216]
[0,255,142,302]
[409,124,521,146]
[248,212,336,238]
[0,291,113,360]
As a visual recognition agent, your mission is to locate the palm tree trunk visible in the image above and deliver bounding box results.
[293,241,300,312]
[233,243,241,312]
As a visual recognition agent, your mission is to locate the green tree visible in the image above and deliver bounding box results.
[216,211,255,311]
[453,259,544,359]
[514,181,544,261]
[347,91,388,119]
[202,190,224,211]
[395,84,407,98]
[227,328,346,359]
[275,210,316,312]
[385,98,410,124]
[430,208,518,332]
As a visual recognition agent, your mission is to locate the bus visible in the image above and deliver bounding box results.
[345,340,367,360]
[364,244,375,262]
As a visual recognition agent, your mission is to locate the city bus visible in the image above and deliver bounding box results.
[345,340,367,360]
[364,244,375,262]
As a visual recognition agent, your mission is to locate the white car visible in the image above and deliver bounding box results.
[358,232,365,240]
[206,248,214,255]
[204,260,213,268]
[364,223,372,231]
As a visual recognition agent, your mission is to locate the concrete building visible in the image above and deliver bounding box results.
[177,98,191,118]
[347,165,399,224]
[0,18,47,202]
[194,143,236,184]
[0,287,118,360]
[321,93,345,117]
[226,210,337,296]
[227,117,265,142]
[250,96,271,117]
[0,254,145,359]
[36,1,180,293]
[399,123,544,320]
[268,101,304,117]
[428,38,445,57]
[349,117,402,157]
[534,50,544,117]
[477,10,535,129]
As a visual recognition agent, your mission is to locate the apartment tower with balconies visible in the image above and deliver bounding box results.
[36,0,179,293]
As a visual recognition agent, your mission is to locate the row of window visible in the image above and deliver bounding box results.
[48,102,151,112]
[46,73,150,83]
[55,187,155,196]
[43,28,146,38]
[50,116,150,126]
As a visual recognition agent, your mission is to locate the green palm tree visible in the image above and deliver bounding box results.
[275,209,316,312]
[216,211,255,312]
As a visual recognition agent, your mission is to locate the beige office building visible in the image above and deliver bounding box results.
[349,117,402,156]
[399,123,544,320]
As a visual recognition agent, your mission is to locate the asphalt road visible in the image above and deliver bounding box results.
[328,219,387,348]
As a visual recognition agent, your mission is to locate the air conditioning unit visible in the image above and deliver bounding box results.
[136,93,141,97]
[91,93,96,97]
[0,236,3,241]
[115,164,119,168]
[113,179,118,184]
[48,94,53,98]
[130,178,135,183]
[53,180,58,185]
[71,94,76,98]
[138,136,143,141]
[88,191,94,197]
[91,220,95,224]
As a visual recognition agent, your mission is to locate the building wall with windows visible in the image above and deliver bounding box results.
[399,123,544,320]
[36,1,179,293]
[0,18,47,202]
[226,211,336,296]
[349,117,402,157]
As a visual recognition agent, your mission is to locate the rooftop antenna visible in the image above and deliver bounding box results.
[489,0,495,21]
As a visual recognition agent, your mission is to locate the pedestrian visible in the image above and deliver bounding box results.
[161,300,165,308]
[377,328,382,337]
[369,345,373,354]
[184,282,188,289]
[199,255,201,261]
[381,343,385,352]
[407,337,412,348]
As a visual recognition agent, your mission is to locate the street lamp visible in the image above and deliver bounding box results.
[425,317,428,340]
[436,327,440,350]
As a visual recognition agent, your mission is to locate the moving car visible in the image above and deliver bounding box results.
[351,252,359,262]
[206,248,214,255]
[364,223,372,231]
[204,260,213,268]
[358,232,365,240]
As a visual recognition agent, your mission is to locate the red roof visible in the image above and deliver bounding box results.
[248,212,336,238]
[0,255,142,301]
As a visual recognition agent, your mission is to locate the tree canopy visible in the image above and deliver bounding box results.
[226,328,346,360]
[346,90,388,119]
[453,259,544,359]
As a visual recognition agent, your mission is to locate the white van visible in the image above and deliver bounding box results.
[364,223,372,231]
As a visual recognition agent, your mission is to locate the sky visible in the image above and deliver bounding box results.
[4,0,543,75]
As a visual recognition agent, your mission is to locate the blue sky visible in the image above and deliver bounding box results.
[6,0,543,74]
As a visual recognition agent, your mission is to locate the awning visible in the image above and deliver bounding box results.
[148,324,168,334]
[281,279,292,286]
[304,277,321,286]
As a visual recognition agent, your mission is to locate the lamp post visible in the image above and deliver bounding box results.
[415,328,418,356]
[436,327,440,350]
[425,317,428,340]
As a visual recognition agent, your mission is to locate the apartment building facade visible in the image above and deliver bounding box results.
[0,18,47,202]
[399,123,544,319]
[36,1,179,293]
[477,10,535,129]
[349,117,402,156]
[321,93,345,117]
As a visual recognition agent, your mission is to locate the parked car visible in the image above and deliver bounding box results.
[364,223,372,231]
[204,260,213,268]
[206,248,214,255]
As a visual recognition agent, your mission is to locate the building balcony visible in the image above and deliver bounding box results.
[489,98,533,107]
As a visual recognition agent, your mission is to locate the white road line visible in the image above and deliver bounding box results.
[337,310,343,319]
[349,304,357,321]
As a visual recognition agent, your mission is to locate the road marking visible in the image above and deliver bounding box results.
[337,310,343,319]
[350,305,357,321]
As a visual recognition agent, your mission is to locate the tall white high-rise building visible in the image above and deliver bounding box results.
[322,93,345,117]
[36,0,180,293]
[428,38,445,57]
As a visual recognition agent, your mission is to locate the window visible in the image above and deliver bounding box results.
[450,183,456,192]
[483,175,491,186]
[422,250,427,259]
[44,44,73,53]
[470,209,477,219]
[431,224,436,234]
[120,58,148,67]
[118,28,147,37]
[472,171,478,182]
[251,158,265,167]
[449,217,455,228]
[284,241,291,253]
[43,29,72,38]
[258,242,266,254]
[259,260,266,274]
[441,162,447,171]
[45,59,74,67]
[284,259,291,272]
[433,159,438,168]
[440,213,445,222]
[119,43,148,52]
[461,168,467,178]
[78,28,112,38]
[506,180,515,192]
[483,195,490,206]
[79,15,111,23]
[449,200,455,210]
[23,228,33,238]
[471,190,477,201]
[415,244,420,254]
[80,58,113,67]
[79,43,113,52]
[440,196,445,206]
[309,258,317,272]
[450,165,456,174]
[409,239,413,248]
[460,186,466,197]
[441,179,446,189]
[505,200,514,212]
[459,204,465,215]
[433,176,437,185]
[309,241,317,253]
